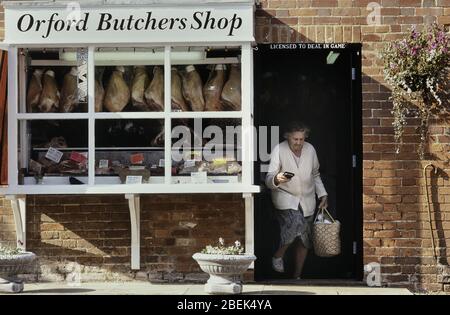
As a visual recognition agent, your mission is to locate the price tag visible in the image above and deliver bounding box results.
[130,153,144,164]
[159,159,165,167]
[70,151,87,163]
[99,159,109,169]
[191,171,207,184]
[45,147,63,163]
[184,160,196,168]
[125,176,142,184]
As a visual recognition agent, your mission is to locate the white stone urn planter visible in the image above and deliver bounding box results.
[0,252,36,293]
[192,253,256,294]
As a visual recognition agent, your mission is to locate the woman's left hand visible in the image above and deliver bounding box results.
[318,196,328,209]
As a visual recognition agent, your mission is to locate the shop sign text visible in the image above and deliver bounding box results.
[269,43,347,50]
[5,6,253,44]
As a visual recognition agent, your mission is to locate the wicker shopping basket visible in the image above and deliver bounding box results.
[312,208,341,257]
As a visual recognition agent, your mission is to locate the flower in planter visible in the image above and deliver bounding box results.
[0,246,23,258]
[193,239,255,294]
[201,238,244,255]
[381,23,450,159]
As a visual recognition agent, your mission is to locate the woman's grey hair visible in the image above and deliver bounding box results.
[283,121,310,138]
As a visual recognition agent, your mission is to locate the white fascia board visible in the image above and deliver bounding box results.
[1,0,255,7]
[0,184,261,195]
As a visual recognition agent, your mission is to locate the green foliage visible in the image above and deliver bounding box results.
[201,238,244,255]
[0,246,23,257]
[381,23,450,159]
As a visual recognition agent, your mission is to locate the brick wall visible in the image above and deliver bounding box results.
[1,1,450,292]
[0,197,16,248]
[23,194,245,282]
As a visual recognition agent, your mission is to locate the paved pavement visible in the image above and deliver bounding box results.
[0,281,413,295]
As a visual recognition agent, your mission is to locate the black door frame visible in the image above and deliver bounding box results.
[253,43,363,281]
[349,43,363,281]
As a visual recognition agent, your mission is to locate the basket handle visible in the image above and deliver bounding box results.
[314,207,336,223]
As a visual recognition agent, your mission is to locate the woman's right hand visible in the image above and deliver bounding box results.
[275,172,291,186]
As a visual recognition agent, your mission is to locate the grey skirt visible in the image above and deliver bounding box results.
[274,207,314,249]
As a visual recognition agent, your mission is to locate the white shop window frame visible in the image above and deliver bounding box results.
[0,42,258,195]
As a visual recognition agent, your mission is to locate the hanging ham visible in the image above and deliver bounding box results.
[221,64,241,111]
[144,66,164,111]
[60,67,78,113]
[104,66,130,112]
[39,70,60,113]
[204,64,225,111]
[27,69,43,113]
[131,66,150,111]
[95,67,105,112]
[95,80,104,112]
[171,67,189,111]
[181,65,205,111]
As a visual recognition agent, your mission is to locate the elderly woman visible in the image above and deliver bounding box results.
[265,121,328,279]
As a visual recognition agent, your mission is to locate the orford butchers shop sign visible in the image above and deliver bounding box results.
[5,6,253,44]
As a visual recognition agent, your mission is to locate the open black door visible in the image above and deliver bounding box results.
[254,43,362,281]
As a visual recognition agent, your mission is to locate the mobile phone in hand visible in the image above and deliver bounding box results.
[283,172,295,179]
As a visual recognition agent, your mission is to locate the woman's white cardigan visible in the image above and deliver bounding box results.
[265,140,328,217]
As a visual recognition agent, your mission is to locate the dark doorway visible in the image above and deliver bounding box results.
[254,44,362,281]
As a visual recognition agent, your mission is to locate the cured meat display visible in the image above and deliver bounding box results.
[178,161,209,175]
[131,66,150,110]
[181,65,205,111]
[117,166,151,184]
[31,156,87,177]
[104,66,130,112]
[144,66,164,111]
[29,135,87,178]
[26,61,242,113]
[60,67,79,113]
[204,64,226,111]
[176,158,242,175]
[221,64,241,111]
[39,70,60,113]
[95,67,105,112]
[171,67,189,111]
[27,69,43,113]
[21,48,244,186]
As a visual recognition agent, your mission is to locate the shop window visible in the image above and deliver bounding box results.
[171,118,242,184]
[94,119,165,185]
[19,119,88,185]
[11,45,254,192]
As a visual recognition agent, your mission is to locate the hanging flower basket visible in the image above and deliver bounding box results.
[403,74,428,92]
[381,23,450,159]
